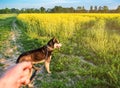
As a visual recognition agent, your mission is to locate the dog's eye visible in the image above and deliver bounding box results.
[56,40,59,43]
[57,41,59,44]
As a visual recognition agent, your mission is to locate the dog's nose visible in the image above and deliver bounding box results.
[58,43,62,47]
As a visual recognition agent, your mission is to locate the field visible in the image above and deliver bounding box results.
[0,14,120,88]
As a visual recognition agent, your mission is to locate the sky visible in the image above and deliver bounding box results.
[0,0,120,9]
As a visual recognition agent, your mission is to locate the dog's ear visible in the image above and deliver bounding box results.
[52,37,56,42]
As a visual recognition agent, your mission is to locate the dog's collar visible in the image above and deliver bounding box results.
[46,45,54,51]
[44,45,53,60]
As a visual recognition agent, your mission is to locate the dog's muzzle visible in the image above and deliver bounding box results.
[55,43,62,49]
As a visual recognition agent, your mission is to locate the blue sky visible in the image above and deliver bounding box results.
[0,0,120,9]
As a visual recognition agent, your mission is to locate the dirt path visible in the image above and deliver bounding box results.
[0,20,22,76]
[61,54,96,67]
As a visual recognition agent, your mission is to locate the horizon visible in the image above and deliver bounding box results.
[0,0,120,10]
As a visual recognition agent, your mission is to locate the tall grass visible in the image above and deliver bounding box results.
[73,19,120,87]
[17,13,120,87]
[0,14,16,55]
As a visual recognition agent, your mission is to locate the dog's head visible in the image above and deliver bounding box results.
[47,37,62,50]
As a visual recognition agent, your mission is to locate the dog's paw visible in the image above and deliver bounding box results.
[48,71,51,74]
[27,83,34,88]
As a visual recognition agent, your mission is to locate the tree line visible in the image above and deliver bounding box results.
[0,5,120,13]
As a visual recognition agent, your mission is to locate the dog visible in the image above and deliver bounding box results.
[16,37,62,87]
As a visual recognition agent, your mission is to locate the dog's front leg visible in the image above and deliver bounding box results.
[32,65,41,70]
[45,56,51,73]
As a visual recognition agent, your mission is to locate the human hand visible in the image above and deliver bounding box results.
[0,62,32,88]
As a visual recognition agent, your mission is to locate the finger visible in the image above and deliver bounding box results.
[18,62,32,70]
[25,79,30,84]
[20,69,31,84]
[20,76,30,85]
[23,68,30,76]
[19,68,31,80]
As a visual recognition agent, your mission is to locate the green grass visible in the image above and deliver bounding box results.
[34,54,110,88]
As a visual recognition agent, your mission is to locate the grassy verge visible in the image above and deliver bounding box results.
[0,14,17,56]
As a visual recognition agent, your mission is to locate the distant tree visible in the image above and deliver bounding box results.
[25,9,31,13]
[11,8,16,13]
[4,8,10,13]
[98,6,103,13]
[34,8,40,13]
[69,7,75,13]
[0,9,4,13]
[82,6,87,13]
[98,6,102,10]
[77,6,82,10]
[31,8,35,13]
[90,6,93,11]
[76,6,87,13]
[46,8,52,13]
[76,6,82,13]
[94,6,98,12]
[82,6,85,10]
[11,8,20,13]
[40,7,46,13]
[103,6,109,13]
[20,8,25,13]
[52,6,63,13]
[116,5,120,13]
[89,6,93,13]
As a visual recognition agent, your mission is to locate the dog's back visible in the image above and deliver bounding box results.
[16,46,47,63]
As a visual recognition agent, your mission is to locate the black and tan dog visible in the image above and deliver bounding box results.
[16,37,62,87]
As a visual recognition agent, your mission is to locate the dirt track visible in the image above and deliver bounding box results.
[0,20,22,76]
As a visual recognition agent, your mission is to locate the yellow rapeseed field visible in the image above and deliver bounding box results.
[17,13,120,38]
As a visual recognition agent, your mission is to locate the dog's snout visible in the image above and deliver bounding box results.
[58,43,62,47]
